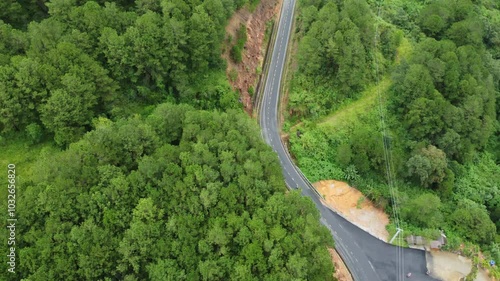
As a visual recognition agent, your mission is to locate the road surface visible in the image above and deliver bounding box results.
[258,0,441,280]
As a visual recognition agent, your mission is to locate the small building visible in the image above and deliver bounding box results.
[407,231,447,251]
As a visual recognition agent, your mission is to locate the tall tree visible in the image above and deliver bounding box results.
[407,145,448,188]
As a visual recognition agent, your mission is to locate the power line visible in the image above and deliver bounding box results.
[372,1,405,280]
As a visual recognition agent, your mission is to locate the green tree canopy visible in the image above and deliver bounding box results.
[407,145,447,188]
[450,199,497,244]
[12,104,335,280]
[402,193,443,228]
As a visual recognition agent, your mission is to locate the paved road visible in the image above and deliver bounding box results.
[258,0,441,280]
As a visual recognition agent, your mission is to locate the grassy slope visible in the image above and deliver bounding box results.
[317,77,391,130]
[316,37,412,131]
[0,138,59,204]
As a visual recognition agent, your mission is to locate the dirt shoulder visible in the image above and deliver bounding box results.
[328,248,354,281]
[314,179,387,281]
[223,0,281,115]
[313,180,390,242]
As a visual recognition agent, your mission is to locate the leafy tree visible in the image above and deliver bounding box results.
[40,75,97,146]
[13,104,336,280]
[404,92,447,142]
[188,7,220,72]
[407,145,447,188]
[0,56,48,133]
[26,18,67,57]
[334,18,367,95]
[25,122,44,144]
[391,63,435,116]
[146,102,193,144]
[0,21,28,65]
[446,18,484,47]
[297,35,323,76]
[450,199,496,244]
[1,0,249,146]
[0,0,49,28]
[402,193,443,228]
[119,198,165,277]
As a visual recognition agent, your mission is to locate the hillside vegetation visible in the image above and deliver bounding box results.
[286,0,500,274]
[0,0,337,280]
[1,0,244,146]
[3,105,334,280]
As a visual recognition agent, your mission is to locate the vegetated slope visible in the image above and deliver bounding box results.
[285,0,500,275]
[0,0,338,280]
[0,104,335,280]
[0,0,244,146]
[222,0,280,115]
[286,0,397,119]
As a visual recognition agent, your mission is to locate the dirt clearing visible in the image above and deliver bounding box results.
[223,0,282,115]
[313,180,390,241]
[427,251,491,281]
[312,181,493,281]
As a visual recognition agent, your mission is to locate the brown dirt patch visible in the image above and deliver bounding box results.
[223,0,282,115]
[313,180,390,241]
[328,248,354,281]
[428,251,492,281]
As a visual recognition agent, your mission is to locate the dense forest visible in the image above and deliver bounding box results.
[286,0,500,274]
[1,0,243,146]
[4,105,334,280]
[0,0,337,280]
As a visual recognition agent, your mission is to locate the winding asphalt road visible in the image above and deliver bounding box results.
[258,0,441,280]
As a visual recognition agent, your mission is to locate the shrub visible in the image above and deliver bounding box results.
[25,123,43,144]
[231,45,242,63]
[248,86,254,97]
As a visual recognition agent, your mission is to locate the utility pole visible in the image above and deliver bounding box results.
[389,228,403,244]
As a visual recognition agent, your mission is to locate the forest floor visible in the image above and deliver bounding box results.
[223,0,281,115]
[427,251,491,281]
[313,180,390,241]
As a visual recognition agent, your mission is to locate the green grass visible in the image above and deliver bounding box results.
[0,136,60,216]
[264,19,274,47]
[231,24,247,63]
[396,36,413,63]
[0,136,59,185]
[248,0,260,12]
[313,35,412,132]
[317,77,391,131]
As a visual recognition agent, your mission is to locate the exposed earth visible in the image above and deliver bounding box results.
[313,180,389,281]
[328,248,354,281]
[313,179,494,281]
[427,251,491,281]
[223,0,281,115]
[313,180,390,241]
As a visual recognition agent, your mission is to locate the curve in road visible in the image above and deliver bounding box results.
[258,0,441,280]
